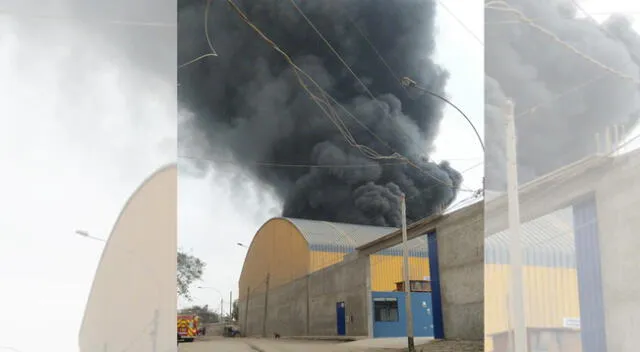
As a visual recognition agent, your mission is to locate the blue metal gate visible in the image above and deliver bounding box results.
[573,196,607,352]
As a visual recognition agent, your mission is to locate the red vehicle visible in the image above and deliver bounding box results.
[177,314,199,342]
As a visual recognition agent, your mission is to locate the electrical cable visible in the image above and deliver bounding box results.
[486,2,640,119]
[485,0,640,85]
[485,126,640,239]
[224,0,463,192]
[180,153,479,193]
[0,9,175,27]
[337,8,485,153]
[401,78,485,152]
[569,0,640,67]
[435,0,484,46]
[289,0,472,158]
[178,154,409,168]
[179,0,218,69]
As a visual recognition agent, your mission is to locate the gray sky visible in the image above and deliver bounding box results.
[177,0,485,311]
[0,4,175,352]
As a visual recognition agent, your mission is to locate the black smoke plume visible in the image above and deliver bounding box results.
[178,0,463,227]
[485,0,640,191]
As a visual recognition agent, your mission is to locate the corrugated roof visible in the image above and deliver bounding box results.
[283,206,579,266]
[486,207,576,268]
[283,218,428,256]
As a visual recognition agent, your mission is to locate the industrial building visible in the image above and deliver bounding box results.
[237,203,584,347]
[238,217,436,338]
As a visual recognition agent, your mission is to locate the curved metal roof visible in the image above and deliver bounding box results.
[278,206,579,266]
[283,218,429,257]
[485,207,576,268]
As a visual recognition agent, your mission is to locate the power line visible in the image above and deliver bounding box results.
[179,154,478,193]
[435,0,484,46]
[569,0,640,68]
[287,0,444,158]
[284,0,481,193]
[179,0,218,69]
[335,7,484,153]
[179,154,408,168]
[401,77,485,152]
[0,10,175,27]
[485,1,640,120]
[224,0,463,192]
[485,0,640,85]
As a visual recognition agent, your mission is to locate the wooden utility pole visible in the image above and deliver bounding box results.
[244,286,250,335]
[262,273,271,338]
[401,195,415,352]
[504,99,527,352]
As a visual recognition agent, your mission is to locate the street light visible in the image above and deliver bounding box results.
[75,229,106,242]
[401,76,484,153]
[196,286,225,321]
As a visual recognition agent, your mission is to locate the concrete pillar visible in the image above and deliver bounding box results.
[594,167,640,352]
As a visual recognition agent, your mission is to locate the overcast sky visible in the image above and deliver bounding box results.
[0,3,175,352]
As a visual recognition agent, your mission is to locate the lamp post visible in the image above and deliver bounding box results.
[197,286,225,322]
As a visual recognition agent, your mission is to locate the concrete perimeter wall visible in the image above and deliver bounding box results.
[239,255,370,337]
[595,161,640,352]
[436,203,484,341]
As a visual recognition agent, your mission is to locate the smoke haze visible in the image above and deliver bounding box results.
[485,0,640,190]
[178,0,463,227]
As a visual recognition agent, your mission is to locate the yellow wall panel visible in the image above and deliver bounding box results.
[370,255,430,292]
[309,251,346,272]
[485,264,581,338]
[239,219,310,300]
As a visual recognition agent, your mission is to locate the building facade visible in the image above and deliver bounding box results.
[238,217,435,338]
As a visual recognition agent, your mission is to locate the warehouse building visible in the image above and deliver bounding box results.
[238,199,587,345]
[238,217,437,338]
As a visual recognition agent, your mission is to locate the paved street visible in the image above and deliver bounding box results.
[177,337,483,352]
[178,338,343,352]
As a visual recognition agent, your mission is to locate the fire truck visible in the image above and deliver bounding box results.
[177,314,199,342]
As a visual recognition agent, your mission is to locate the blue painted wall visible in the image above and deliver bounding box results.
[572,196,607,352]
[371,291,434,338]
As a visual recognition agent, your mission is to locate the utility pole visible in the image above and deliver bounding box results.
[262,273,271,338]
[504,99,527,352]
[220,297,224,322]
[244,286,250,335]
[230,291,233,323]
[401,194,415,352]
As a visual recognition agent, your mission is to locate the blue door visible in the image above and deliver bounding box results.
[336,301,346,335]
[412,292,434,337]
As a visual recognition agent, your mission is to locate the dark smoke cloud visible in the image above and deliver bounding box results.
[178,0,462,227]
[485,0,640,190]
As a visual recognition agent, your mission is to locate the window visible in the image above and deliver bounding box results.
[374,298,399,322]
[395,280,432,292]
[410,280,432,292]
